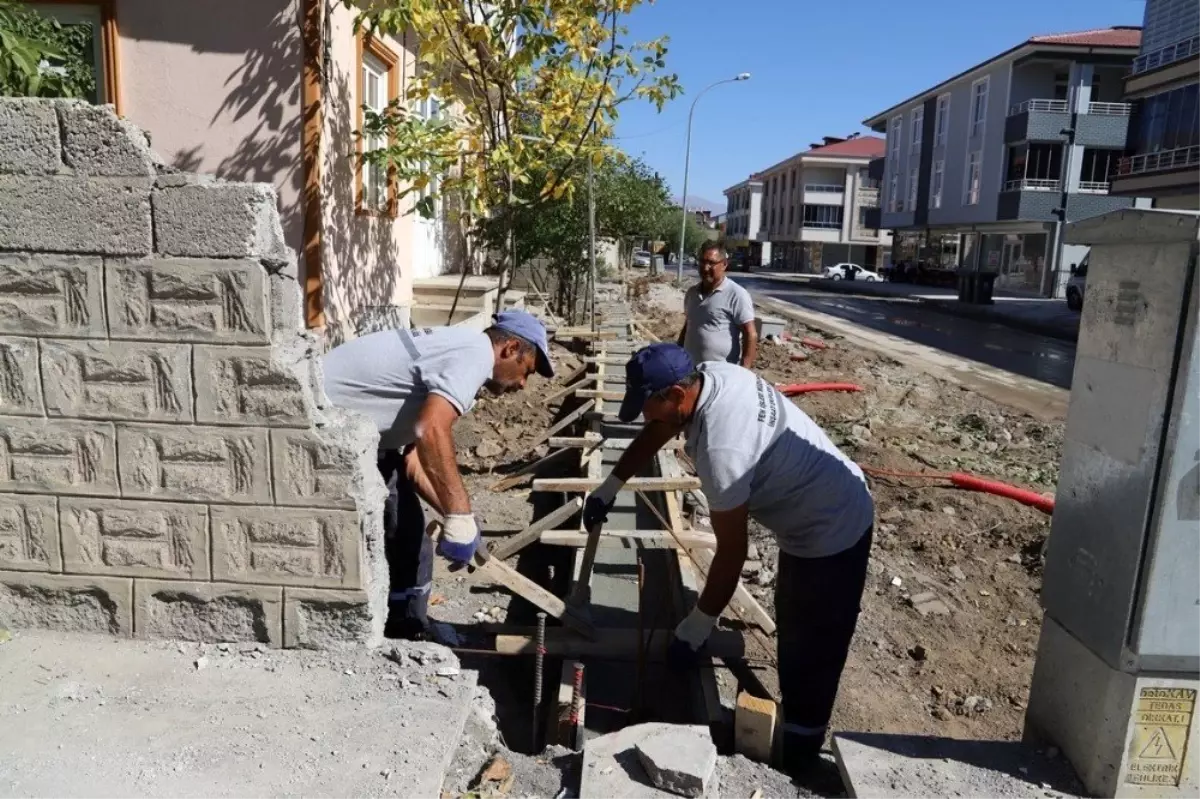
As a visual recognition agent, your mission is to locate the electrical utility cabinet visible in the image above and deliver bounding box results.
[1026,209,1200,797]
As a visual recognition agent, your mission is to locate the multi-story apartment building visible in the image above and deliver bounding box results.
[724,176,766,266]
[864,27,1147,297]
[724,135,890,271]
[1110,0,1199,207]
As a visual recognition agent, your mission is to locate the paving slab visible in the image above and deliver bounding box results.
[581,722,720,798]
[0,630,478,798]
[832,732,1083,799]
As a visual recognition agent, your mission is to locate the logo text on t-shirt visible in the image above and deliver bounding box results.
[755,375,779,428]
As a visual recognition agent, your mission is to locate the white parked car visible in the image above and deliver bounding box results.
[822,263,882,282]
[632,250,652,268]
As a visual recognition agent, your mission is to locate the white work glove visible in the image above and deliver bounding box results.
[583,473,625,528]
[436,513,480,565]
[668,607,717,670]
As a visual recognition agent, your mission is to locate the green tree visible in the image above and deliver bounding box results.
[0,1,95,99]
[658,207,711,263]
[594,155,669,268]
[344,0,681,302]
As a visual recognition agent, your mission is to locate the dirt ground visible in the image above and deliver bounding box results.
[633,276,1066,746]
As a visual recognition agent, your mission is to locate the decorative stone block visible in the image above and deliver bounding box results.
[60,498,209,579]
[211,506,361,588]
[134,579,282,646]
[153,177,288,259]
[194,346,310,427]
[106,258,269,343]
[0,570,132,635]
[0,494,60,572]
[283,587,371,649]
[0,176,153,255]
[272,429,357,509]
[41,339,192,422]
[0,336,43,416]
[0,253,106,336]
[57,100,156,177]
[0,417,119,496]
[117,424,271,504]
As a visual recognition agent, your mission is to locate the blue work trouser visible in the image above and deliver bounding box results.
[378,449,433,631]
[775,526,873,759]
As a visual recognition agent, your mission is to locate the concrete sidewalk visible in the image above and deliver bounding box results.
[748,270,1080,342]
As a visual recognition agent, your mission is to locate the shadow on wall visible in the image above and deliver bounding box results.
[119,0,305,261]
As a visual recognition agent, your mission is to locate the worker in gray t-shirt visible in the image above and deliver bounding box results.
[323,310,554,640]
[679,241,758,367]
[583,343,873,779]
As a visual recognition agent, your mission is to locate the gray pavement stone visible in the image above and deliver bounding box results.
[582,722,720,799]
[0,98,61,175]
[636,724,718,797]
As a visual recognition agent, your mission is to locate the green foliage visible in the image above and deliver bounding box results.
[0,1,96,99]
[658,208,712,260]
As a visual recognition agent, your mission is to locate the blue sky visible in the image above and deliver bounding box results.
[612,0,1146,210]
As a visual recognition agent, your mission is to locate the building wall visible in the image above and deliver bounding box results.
[0,99,385,649]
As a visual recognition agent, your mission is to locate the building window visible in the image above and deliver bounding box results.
[28,2,120,109]
[789,205,795,225]
[1004,142,1061,189]
[1130,83,1199,156]
[415,95,442,211]
[930,160,944,209]
[910,106,923,153]
[934,93,950,147]
[970,77,989,138]
[887,173,899,212]
[1079,148,1120,190]
[857,206,873,228]
[357,34,399,215]
[802,205,844,229]
[889,115,903,164]
[907,167,919,210]
[964,150,982,204]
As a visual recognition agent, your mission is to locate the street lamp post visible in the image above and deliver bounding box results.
[677,72,751,281]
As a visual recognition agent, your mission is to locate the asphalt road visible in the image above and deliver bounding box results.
[729,274,1078,389]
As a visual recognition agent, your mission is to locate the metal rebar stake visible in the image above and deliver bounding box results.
[635,559,646,719]
[533,611,547,751]
[570,661,585,749]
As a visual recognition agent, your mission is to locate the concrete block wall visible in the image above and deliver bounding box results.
[0,99,386,648]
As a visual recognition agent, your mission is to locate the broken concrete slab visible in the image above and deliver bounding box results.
[581,722,719,799]
[636,724,717,798]
[0,630,479,797]
[832,732,1083,798]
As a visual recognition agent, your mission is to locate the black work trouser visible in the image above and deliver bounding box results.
[377,449,433,630]
[774,526,873,757]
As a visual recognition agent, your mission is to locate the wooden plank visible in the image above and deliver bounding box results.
[529,399,596,449]
[541,375,596,406]
[533,476,700,493]
[548,435,684,450]
[489,447,575,492]
[485,497,584,562]
[556,361,588,387]
[689,547,777,636]
[575,389,625,401]
[540,529,716,549]
[494,627,747,660]
[473,551,596,640]
[555,328,615,340]
[676,554,727,728]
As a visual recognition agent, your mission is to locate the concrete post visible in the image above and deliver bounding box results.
[1025,209,1200,797]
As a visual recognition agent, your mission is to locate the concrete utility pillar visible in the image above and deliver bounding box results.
[1026,209,1200,797]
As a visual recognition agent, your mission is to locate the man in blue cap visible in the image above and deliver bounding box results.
[323,310,554,639]
[584,343,873,777]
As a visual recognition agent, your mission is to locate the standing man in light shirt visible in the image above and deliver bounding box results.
[583,343,874,778]
[322,310,555,640]
[678,241,759,367]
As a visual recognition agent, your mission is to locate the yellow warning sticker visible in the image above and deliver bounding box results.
[1125,687,1195,787]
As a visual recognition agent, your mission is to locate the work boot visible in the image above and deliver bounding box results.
[781,733,846,796]
[384,603,428,641]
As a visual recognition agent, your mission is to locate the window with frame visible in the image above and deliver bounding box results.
[910,107,923,153]
[930,159,944,209]
[357,35,399,215]
[857,206,873,228]
[889,115,903,163]
[963,150,982,205]
[934,93,950,147]
[802,204,843,229]
[887,173,899,212]
[29,2,117,107]
[1079,148,1120,188]
[415,95,442,211]
[970,78,989,139]
[907,167,919,210]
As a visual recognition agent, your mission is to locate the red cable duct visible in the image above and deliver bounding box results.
[860,465,1055,515]
[801,337,828,350]
[777,382,864,396]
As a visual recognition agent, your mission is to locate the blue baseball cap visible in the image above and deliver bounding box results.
[493,309,554,378]
[618,344,695,423]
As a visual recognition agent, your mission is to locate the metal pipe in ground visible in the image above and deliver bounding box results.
[570,662,585,749]
[533,612,546,751]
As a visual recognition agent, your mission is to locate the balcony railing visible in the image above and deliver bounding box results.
[1009,99,1069,116]
[1132,35,1200,75]
[1003,178,1060,191]
[1086,101,1132,116]
[1077,181,1111,194]
[805,184,843,193]
[1117,145,1200,176]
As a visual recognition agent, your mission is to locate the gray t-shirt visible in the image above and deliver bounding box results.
[684,362,874,558]
[322,326,493,450]
[683,279,756,365]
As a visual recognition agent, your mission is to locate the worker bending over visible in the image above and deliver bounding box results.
[323,310,554,639]
[678,241,758,368]
[584,343,873,774]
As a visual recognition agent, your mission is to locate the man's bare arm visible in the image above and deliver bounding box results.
[403,447,444,517]
[611,420,682,482]
[696,503,750,616]
[412,394,470,515]
[676,320,687,347]
[739,321,759,368]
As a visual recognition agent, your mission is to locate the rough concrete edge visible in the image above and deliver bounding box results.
[437,669,484,797]
[54,100,156,177]
[830,736,860,799]
[133,579,284,648]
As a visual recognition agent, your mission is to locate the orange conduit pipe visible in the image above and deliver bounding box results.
[777,382,864,396]
[801,337,828,350]
[860,465,1055,515]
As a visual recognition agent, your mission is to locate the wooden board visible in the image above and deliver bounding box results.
[473,551,596,640]
[541,375,596,406]
[483,497,584,562]
[539,529,716,549]
[528,400,596,449]
[575,389,625,401]
[532,476,700,493]
[547,436,684,450]
[489,447,575,492]
[493,627,747,660]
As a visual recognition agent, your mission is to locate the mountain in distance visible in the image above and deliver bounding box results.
[672,194,724,214]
